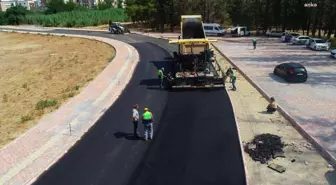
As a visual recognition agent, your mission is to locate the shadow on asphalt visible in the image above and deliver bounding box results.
[325,170,336,185]
[258,111,275,115]
[113,132,141,141]
[268,73,288,83]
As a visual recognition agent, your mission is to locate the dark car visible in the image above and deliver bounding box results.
[273,62,308,82]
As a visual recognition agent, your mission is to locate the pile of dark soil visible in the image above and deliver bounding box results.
[244,133,285,164]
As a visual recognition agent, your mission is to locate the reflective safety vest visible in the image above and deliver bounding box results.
[158,69,163,78]
[143,111,153,120]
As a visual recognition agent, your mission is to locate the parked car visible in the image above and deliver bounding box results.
[203,23,226,36]
[273,62,308,83]
[108,22,124,34]
[230,26,250,36]
[305,38,330,51]
[281,32,300,42]
[291,35,310,45]
[266,30,284,37]
[331,49,336,58]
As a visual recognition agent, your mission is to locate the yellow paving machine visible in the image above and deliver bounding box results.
[167,15,225,88]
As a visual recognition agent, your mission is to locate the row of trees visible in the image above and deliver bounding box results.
[125,0,336,38]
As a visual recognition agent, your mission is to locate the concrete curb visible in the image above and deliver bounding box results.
[0,29,140,184]
[211,43,336,168]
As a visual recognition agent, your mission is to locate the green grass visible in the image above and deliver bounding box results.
[20,116,32,123]
[25,8,127,27]
[35,100,57,110]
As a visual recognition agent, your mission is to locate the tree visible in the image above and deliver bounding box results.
[5,5,27,25]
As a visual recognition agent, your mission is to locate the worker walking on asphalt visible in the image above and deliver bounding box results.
[158,67,165,89]
[252,38,257,50]
[132,104,140,138]
[142,108,154,141]
[230,70,237,91]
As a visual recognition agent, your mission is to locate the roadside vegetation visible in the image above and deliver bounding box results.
[124,0,336,39]
[0,0,127,27]
[0,32,115,148]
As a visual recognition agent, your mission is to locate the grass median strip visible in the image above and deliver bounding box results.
[0,32,115,148]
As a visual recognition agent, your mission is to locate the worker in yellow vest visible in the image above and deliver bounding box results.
[142,108,154,140]
[158,67,165,89]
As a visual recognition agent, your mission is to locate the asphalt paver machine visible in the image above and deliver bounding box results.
[167,15,225,88]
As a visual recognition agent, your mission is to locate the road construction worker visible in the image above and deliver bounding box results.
[158,67,164,89]
[252,38,257,50]
[230,70,237,91]
[266,97,277,113]
[142,108,154,140]
[132,104,140,138]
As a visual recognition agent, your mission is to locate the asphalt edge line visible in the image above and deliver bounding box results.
[136,33,250,185]
[0,29,140,184]
[211,43,336,169]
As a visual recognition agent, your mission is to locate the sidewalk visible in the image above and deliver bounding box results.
[0,30,139,185]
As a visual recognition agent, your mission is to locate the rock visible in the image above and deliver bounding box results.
[305,161,308,165]
[291,159,296,162]
[328,164,333,169]
[268,163,286,173]
[273,151,286,159]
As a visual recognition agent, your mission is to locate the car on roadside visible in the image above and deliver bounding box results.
[331,49,336,58]
[305,38,330,51]
[291,35,310,45]
[266,30,284,37]
[281,32,300,42]
[273,62,308,83]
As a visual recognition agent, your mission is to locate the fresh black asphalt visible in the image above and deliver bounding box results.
[1,28,246,185]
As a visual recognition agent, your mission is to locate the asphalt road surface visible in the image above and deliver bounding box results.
[1,28,246,185]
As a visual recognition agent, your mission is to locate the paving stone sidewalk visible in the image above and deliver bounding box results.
[213,40,336,160]
[0,30,139,185]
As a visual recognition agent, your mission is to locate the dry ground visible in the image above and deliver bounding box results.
[0,32,115,148]
[212,46,336,185]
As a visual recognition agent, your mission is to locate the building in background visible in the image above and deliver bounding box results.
[0,0,125,11]
[0,0,30,11]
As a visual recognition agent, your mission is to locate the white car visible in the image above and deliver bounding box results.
[266,30,284,37]
[281,32,300,42]
[331,49,336,58]
[291,36,310,45]
[203,23,226,36]
[306,38,330,51]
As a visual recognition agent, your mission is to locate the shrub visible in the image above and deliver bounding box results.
[36,99,57,110]
[21,116,33,123]
[5,5,27,25]
[25,8,127,27]
[0,12,6,25]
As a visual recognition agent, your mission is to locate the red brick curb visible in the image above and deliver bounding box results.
[211,43,336,168]
[0,29,139,185]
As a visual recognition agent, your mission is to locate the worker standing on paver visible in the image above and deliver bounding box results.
[253,38,257,50]
[231,70,237,91]
[132,104,140,138]
[158,67,165,89]
[142,108,154,141]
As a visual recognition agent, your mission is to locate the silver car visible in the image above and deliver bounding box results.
[306,38,330,51]
[331,49,336,58]
[291,36,310,45]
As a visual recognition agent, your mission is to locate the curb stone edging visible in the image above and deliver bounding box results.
[0,29,140,185]
[211,43,336,169]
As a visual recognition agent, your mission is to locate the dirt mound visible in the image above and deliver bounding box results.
[244,133,285,164]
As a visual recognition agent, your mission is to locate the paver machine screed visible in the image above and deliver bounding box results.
[167,15,225,88]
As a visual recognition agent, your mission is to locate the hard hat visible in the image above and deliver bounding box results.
[144,108,148,111]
